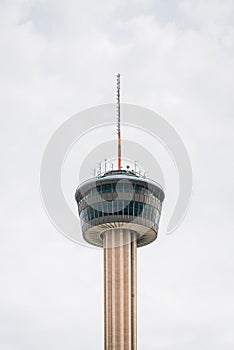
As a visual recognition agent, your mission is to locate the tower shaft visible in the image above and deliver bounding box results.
[103,229,137,350]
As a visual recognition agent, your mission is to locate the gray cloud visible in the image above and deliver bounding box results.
[0,0,234,349]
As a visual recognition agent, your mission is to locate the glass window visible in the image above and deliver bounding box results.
[107,202,112,213]
[150,206,154,221]
[113,201,118,213]
[83,209,87,221]
[103,185,108,193]
[134,202,138,216]
[124,203,129,216]
[142,204,147,220]
[155,209,158,222]
[139,202,143,214]
[123,183,128,192]
[128,201,133,216]
[116,183,123,193]
[150,207,154,222]
[97,203,103,217]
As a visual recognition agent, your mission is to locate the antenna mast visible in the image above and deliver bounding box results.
[117,73,121,170]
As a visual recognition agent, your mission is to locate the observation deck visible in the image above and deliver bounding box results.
[75,170,165,248]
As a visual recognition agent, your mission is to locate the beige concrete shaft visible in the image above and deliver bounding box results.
[103,229,137,350]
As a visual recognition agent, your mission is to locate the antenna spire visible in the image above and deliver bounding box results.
[117,73,121,170]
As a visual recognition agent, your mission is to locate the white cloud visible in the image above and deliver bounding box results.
[0,0,234,349]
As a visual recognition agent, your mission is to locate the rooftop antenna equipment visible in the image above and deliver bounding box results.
[104,158,107,173]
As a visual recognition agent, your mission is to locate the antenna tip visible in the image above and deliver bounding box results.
[117,73,120,89]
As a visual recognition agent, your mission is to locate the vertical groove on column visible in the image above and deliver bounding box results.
[115,231,121,349]
[111,230,116,349]
[104,234,107,350]
[131,233,137,350]
[120,229,124,348]
[123,230,131,349]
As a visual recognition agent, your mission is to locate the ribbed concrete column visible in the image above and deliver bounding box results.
[103,229,137,350]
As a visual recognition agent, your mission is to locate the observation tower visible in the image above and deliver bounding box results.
[75,75,165,350]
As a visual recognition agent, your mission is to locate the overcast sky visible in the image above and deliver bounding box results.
[0,0,234,349]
